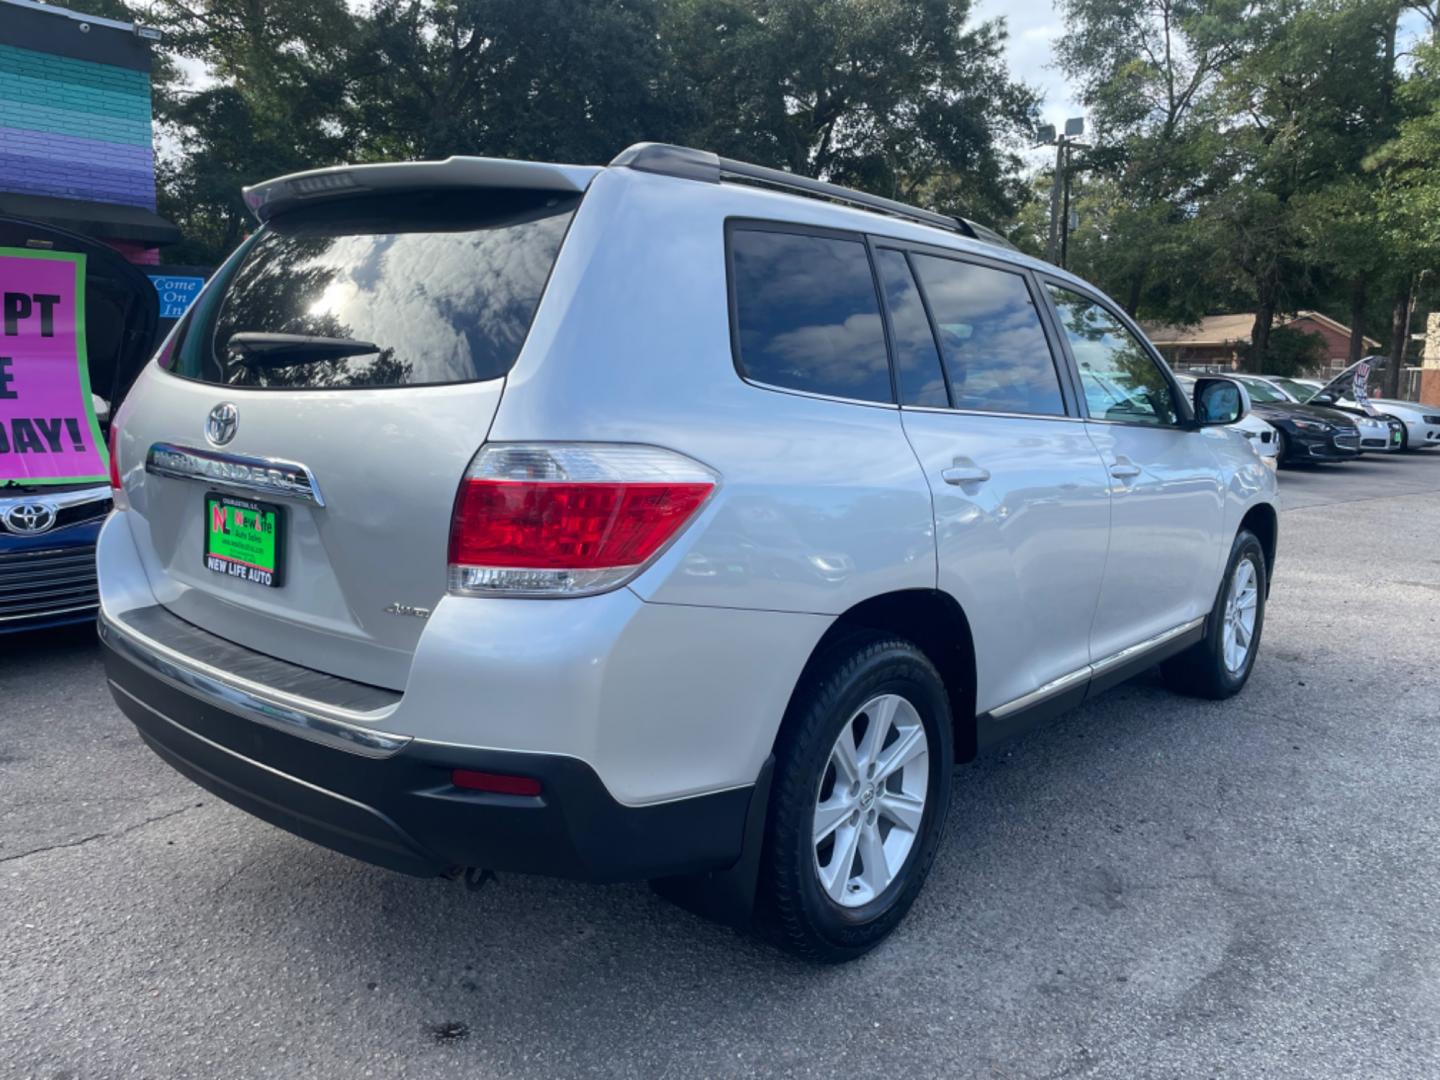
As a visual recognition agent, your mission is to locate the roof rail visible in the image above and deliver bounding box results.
[610,143,986,242]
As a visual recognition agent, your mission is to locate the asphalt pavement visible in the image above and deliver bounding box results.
[4,453,1440,1079]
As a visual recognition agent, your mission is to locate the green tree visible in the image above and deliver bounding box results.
[349,0,684,163]
[1202,0,1401,371]
[1290,178,1386,365]
[1369,38,1440,395]
[145,0,360,262]
[141,0,1039,263]
[1055,0,1246,318]
[666,0,1039,223]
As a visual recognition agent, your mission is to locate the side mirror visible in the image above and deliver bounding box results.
[1312,393,1334,404]
[1193,377,1249,426]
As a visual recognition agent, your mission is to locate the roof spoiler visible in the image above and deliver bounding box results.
[242,157,600,223]
[610,142,1006,245]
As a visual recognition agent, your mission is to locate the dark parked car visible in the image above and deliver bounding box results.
[1230,375,1361,466]
[0,217,157,634]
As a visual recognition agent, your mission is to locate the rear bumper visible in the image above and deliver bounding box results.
[101,611,757,882]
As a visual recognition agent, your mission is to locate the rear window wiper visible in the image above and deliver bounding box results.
[226,332,379,366]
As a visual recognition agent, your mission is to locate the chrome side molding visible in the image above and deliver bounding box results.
[1089,617,1205,676]
[988,666,1090,721]
[145,443,326,506]
[989,616,1206,720]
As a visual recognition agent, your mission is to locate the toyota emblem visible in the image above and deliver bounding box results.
[206,402,239,446]
[3,502,58,535]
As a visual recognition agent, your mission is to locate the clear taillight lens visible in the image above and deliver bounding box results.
[448,444,717,597]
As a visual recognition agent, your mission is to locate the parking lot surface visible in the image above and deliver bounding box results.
[4,453,1440,1079]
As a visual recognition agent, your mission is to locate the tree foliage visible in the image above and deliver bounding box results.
[667,0,1038,219]
[1057,0,1437,375]
[126,0,1036,265]
[65,0,1440,385]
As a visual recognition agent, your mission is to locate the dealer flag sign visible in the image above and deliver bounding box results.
[0,248,108,485]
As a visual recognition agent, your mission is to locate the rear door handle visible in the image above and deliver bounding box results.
[1109,464,1141,479]
[941,465,991,485]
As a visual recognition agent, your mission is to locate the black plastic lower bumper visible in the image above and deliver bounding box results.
[102,631,757,883]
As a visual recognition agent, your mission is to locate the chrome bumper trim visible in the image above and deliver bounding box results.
[0,601,98,624]
[99,611,409,758]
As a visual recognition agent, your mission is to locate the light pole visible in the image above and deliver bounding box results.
[1038,117,1088,267]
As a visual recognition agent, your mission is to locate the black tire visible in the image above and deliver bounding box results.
[1162,529,1267,700]
[1273,430,1289,468]
[757,634,954,963]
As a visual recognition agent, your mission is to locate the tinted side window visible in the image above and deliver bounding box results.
[909,255,1065,416]
[730,229,892,403]
[875,249,947,407]
[1047,285,1179,426]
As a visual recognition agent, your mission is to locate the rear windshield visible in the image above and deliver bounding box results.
[165,189,577,389]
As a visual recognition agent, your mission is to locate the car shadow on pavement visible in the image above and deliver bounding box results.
[0,621,98,674]
[168,667,1299,1075]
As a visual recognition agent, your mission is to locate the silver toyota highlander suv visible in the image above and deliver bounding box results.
[99,143,1278,961]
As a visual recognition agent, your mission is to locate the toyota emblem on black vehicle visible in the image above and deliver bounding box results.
[3,502,58,535]
[206,403,239,446]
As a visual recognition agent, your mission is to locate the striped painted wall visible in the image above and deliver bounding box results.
[0,41,157,211]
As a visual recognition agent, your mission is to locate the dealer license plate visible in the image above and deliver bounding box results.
[203,494,283,587]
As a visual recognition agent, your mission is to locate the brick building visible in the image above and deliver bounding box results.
[1143,311,1380,376]
[0,0,179,264]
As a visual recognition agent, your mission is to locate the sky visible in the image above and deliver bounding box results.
[973,0,1082,137]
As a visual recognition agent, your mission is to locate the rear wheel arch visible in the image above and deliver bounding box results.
[779,590,978,764]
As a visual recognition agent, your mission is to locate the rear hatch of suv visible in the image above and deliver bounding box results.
[115,165,589,688]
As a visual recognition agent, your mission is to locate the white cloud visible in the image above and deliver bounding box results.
[971,0,1084,172]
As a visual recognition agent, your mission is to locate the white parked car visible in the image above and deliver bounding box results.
[1175,375,1279,468]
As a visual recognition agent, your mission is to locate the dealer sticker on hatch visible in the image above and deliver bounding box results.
[203,493,283,587]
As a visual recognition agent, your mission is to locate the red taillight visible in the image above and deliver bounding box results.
[449,481,712,569]
[451,769,543,797]
[448,444,716,597]
[108,422,121,491]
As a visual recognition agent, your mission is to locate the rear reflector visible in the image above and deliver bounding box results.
[107,422,129,510]
[451,769,543,797]
[108,424,121,491]
[448,444,716,597]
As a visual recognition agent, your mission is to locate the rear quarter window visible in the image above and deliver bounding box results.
[165,189,577,389]
[728,227,892,404]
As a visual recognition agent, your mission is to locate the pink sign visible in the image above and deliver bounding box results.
[0,248,108,484]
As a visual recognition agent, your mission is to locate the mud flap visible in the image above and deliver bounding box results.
[648,755,774,929]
